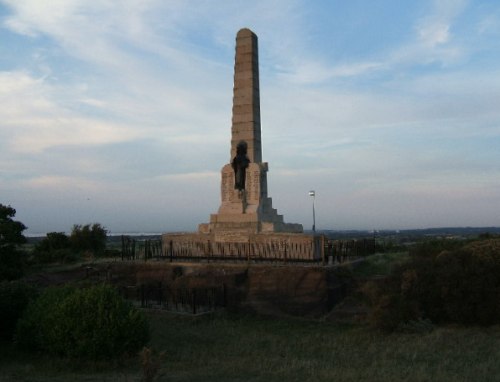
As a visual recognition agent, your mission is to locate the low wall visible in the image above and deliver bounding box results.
[110,262,354,318]
[161,232,325,263]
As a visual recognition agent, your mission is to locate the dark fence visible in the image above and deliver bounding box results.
[121,236,161,261]
[324,238,376,264]
[162,239,320,264]
[120,282,226,315]
[121,235,375,265]
[121,235,137,260]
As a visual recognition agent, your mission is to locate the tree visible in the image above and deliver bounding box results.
[70,223,107,255]
[34,232,74,264]
[0,204,27,281]
[36,232,70,252]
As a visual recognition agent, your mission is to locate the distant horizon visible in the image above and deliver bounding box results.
[23,225,500,238]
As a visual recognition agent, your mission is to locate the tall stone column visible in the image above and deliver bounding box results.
[198,28,303,238]
[231,28,262,163]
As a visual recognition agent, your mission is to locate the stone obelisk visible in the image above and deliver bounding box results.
[199,28,302,239]
[231,28,261,163]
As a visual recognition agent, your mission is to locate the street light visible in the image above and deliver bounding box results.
[309,190,316,234]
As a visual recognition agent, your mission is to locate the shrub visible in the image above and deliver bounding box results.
[0,280,37,340]
[366,239,500,331]
[16,284,149,358]
[409,238,465,259]
[16,285,76,351]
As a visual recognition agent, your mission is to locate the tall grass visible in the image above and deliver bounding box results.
[2,311,500,381]
[148,312,500,382]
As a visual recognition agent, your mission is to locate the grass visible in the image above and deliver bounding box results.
[3,250,499,381]
[3,311,499,381]
[0,344,139,381]
[147,312,500,382]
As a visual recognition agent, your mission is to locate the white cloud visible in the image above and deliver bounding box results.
[0,71,140,153]
[396,0,468,65]
[22,175,100,191]
[417,21,450,47]
[415,0,467,45]
[278,60,384,84]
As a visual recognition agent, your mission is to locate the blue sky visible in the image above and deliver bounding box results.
[1,0,500,234]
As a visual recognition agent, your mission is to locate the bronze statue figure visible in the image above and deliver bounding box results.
[232,141,250,190]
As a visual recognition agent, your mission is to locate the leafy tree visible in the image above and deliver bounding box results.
[0,204,27,281]
[70,223,107,255]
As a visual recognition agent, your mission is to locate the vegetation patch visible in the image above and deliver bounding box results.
[351,251,410,278]
[365,238,500,331]
[2,311,500,381]
[32,224,108,265]
[0,280,37,340]
[16,284,149,359]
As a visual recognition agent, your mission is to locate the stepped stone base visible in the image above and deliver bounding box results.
[198,162,303,237]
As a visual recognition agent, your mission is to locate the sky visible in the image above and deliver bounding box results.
[1,0,500,234]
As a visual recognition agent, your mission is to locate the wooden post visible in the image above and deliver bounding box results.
[192,289,197,315]
[283,241,287,264]
[321,235,326,266]
[121,235,124,261]
[223,284,227,307]
[207,240,211,263]
[158,281,162,306]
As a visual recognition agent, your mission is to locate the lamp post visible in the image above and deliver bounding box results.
[309,190,316,234]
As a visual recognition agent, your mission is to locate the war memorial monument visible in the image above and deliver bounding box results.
[162,29,324,262]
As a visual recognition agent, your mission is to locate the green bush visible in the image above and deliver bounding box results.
[16,285,76,351]
[366,239,500,331]
[0,280,37,340]
[16,284,149,358]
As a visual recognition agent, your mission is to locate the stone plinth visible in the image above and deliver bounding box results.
[162,232,321,257]
[199,161,302,235]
